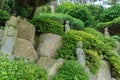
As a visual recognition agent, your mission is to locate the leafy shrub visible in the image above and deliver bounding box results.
[0,56,47,80]
[56,30,105,60]
[52,60,90,80]
[32,18,64,36]
[104,50,120,77]
[85,50,101,74]
[99,5,120,22]
[85,5,103,21]
[96,16,120,35]
[56,3,95,27]
[33,13,84,30]
[0,9,10,26]
[35,5,51,15]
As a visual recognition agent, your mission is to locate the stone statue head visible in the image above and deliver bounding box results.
[105,27,108,31]
[5,16,18,28]
[76,41,83,48]
[51,1,57,8]
[65,20,69,24]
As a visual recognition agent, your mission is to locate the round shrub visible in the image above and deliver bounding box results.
[33,13,84,30]
[99,5,120,22]
[85,50,101,74]
[32,18,64,36]
[0,56,47,80]
[0,9,10,26]
[56,3,95,27]
[85,5,103,21]
[52,60,90,80]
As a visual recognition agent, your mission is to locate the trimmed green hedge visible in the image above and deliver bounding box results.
[52,60,90,80]
[0,56,47,80]
[32,18,64,36]
[55,3,95,27]
[33,13,84,30]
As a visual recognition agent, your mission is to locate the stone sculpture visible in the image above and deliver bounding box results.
[51,1,56,14]
[76,41,86,67]
[64,20,70,33]
[0,16,17,55]
[104,27,110,38]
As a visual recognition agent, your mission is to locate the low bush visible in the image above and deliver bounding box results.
[33,13,84,30]
[85,50,101,74]
[99,5,120,22]
[52,60,90,80]
[0,9,10,26]
[0,56,47,80]
[104,50,120,77]
[55,3,95,27]
[32,18,64,36]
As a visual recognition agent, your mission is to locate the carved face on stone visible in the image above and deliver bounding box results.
[76,41,83,48]
[5,16,18,28]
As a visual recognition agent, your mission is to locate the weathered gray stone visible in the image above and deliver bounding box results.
[96,60,111,80]
[37,33,62,58]
[64,20,70,33]
[1,16,17,55]
[76,41,86,67]
[36,57,64,79]
[1,27,17,55]
[51,1,56,14]
[16,17,35,45]
[0,29,3,42]
[13,38,38,61]
[104,27,110,38]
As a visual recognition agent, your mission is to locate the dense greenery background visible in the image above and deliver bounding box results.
[0,0,120,80]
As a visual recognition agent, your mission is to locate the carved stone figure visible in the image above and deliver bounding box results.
[76,41,85,67]
[64,20,70,33]
[104,27,110,38]
[51,1,56,14]
[0,16,17,55]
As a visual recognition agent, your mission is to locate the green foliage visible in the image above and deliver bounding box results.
[85,50,101,74]
[112,35,120,42]
[32,18,64,36]
[56,30,105,60]
[96,16,120,35]
[52,60,90,80]
[33,13,84,30]
[104,50,120,76]
[35,5,51,14]
[99,5,120,22]
[55,3,95,27]
[0,9,10,26]
[84,5,103,21]
[0,56,47,80]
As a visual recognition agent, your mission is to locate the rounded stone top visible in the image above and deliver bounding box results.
[76,41,83,48]
[65,20,70,24]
